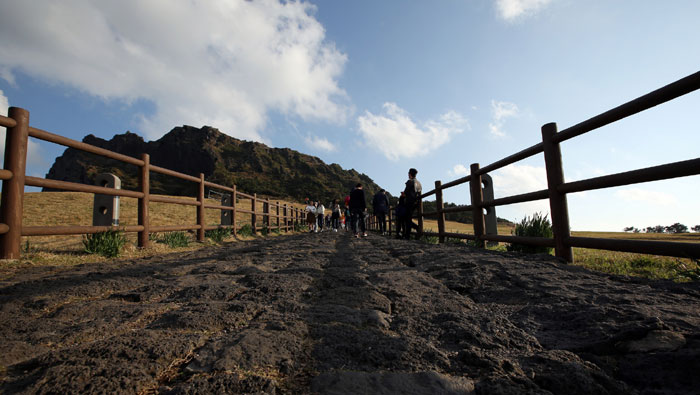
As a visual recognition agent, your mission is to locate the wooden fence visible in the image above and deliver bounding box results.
[0,112,304,259]
[368,71,700,262]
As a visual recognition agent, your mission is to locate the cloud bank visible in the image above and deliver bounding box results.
[357,102,468,161]
[0,0,349,141]
[495,0,554,21]
[489,100,519,137]
[0,89,7,116]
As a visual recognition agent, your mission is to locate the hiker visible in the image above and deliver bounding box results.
[344,205,352,231]
[330,199,341,232]
[372,189,390,235]
[402,168,422,240]
[305,201,316,232]
[395,191,407,238]
[349,183,367,237]
[316,201,325,232]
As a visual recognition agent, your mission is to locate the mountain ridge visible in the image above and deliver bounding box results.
[44,126,386,205]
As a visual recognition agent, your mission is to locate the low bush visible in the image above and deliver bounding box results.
[506,212,553,255]
[206,227,232,243]
[156,231,191,248]
[237,224,254,237]
[83,229,128,258]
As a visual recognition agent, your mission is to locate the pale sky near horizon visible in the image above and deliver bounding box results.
[1,0,699,231]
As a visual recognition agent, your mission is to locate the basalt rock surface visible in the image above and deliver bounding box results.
[1,233,699,394]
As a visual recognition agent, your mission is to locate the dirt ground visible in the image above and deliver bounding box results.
[1,232,699,394]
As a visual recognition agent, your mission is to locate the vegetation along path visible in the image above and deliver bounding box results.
[1,232,699,394]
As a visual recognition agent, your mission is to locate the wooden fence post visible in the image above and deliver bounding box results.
[470,163,486,248]
[541,123,574,262]
[435,180,446,243]
[197,173,205,241]
[138,153,150,248]
[251,193,257,234]
[417,198,424,237]
[0,107,29,259]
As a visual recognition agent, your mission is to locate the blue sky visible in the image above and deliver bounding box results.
[1,0,699,231]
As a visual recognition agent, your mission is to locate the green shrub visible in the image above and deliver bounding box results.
[294,222,307,232]
[506,212,553,255]
[260,224,269,236]
[421,234,439,244]
[206,227,232,243]
[83,229,128,258]
[156,231,191,248]
[237,224,254,237]
[271,228,281,234]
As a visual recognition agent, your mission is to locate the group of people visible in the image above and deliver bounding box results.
[303,167,423,240]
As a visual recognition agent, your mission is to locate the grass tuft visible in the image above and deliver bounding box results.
[507,212,553,255]
[83,229,128,258]
[205,228,232,243]
[154,231,191,248]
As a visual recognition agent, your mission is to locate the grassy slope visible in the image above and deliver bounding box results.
[10,192,700,281]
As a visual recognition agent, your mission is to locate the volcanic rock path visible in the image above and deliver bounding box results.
[1,232,699,394]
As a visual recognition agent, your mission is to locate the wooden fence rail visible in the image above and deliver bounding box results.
[0,113,303,259]
[368,71,700,262]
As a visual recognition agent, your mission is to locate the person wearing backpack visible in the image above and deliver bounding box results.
[372,189,390,235]
[330,199,341,232]
[349,183,367,237]
[402,168,422,240]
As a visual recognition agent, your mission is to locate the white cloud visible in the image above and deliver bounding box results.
[357,102,468,161]
[614,188,677,206]
[488,100,519,137]
[0,1,349,141]
[449,164,469,177]
[304,134,337,152]
[495,0,553,21]
[0,89,7,116]
[491,164,550,219]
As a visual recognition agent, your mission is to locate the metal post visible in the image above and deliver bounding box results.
[138,153,150,247]
[251,193,257,234]
[276,202,281,232]
[435,180,446,243]
[283,203,288,232]
[0,107,29,259]
[232,185,237,233]
[541,123,574,262]
[470,163,486,248]
[197,173,205,241]
[263,201,269,233]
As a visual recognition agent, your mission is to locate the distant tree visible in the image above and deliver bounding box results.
[646,225,665,233]
[632,228,641,233]
[665,223,689,234]
[623,226,635,232]
[692,225,700,233]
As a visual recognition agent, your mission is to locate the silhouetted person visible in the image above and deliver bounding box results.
[373,189,390,235]
[349,183,367,237]
[402,168,422,240]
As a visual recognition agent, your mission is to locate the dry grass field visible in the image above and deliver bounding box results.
[5,192,700,281]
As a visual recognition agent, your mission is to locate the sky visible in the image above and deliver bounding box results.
[1,0,699,232]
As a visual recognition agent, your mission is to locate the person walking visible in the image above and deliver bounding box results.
[349,183,367,237]
[403,168,422,240]
[330,199,341,232]
[316,201,325,232]
[372,189,390,235]
[305,201,316,233]
[344,205,352,232]
[395,191,407,238]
